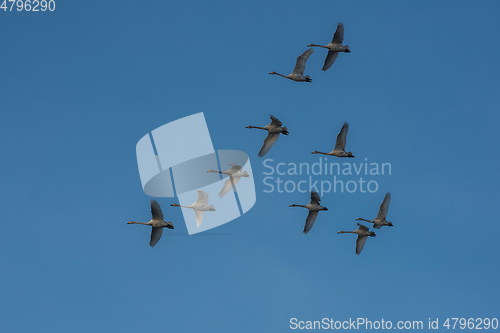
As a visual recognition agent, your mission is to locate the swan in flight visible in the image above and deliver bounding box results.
[289,191,328,234]
[338,223,376,255]
[128,199,174,247]
[207,164,249,198]
[311,122,354,158]
[356,192,393,229]
[171,190,215,227]
[246,115,288,157]
[269,48,314,82]
[308,22,351,72]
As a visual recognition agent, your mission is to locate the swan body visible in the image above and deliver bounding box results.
[356,192,393,228]
[128,199,174,247]
[246,115,288,157]
[338,223,376,255]
[311,122,354,158]
[171,190,215,227]
[289,191,328,234]
[308,22,351,71]
[269,48,314,82]
[207,164,249,197]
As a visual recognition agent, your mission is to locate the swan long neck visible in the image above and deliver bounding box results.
[128,221,149,225]
[356,218,373,223]
[269,72,288,78]
[308,44,328,49]
[246,126,267,130]
[207,170,223,174]
[311,151,329,155]
[290,204,307,208]
[338,231,356,234]
[171,204,192,209]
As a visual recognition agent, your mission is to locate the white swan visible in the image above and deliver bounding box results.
[128,199,174,247]
[269,48,314,82]
[311,122,354,158]
[171,190,215,227]
[246,115,289,157]
[207,164,249,198]
[338,223,376,255]
[356,192,393,228]
[289,191,328,234]
[308,22,351,71]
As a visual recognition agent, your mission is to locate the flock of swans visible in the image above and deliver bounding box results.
[129,189,218,246]
[287,190,392,254]
[128,22,394,254]
[252,22,393,254]
[129,164,249,246]
[269,22,350,82]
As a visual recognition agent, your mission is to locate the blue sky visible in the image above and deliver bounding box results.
[1,1,499,332]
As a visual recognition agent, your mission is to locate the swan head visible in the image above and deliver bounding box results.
[311,151,320,154]
[305,75,312,82]
[127,221,134,224]
[282,126,289,135]
[171,203,181,207]
[307,44,314,47]
[166,222,174,229]
[337,231,344,234]
[269,71,278,75]
[344,45,351,53]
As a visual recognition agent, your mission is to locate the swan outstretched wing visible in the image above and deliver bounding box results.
[356,223,370,232]
[150,199,164,221]
[303,210,318,234]
[292,48,313,75]
[258,132,279,157]
[334,122,349,151]
[377,192,391,219]
[149,227,163,247]
[194,210,204,227]
[332,22,344,44]
[356,235,367,255]
[322,51,339,71]
[195,190,210,206]
[227,164,242,174]
[270,115,283,127]
[219,176,241,198]
[310,191,321,205]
